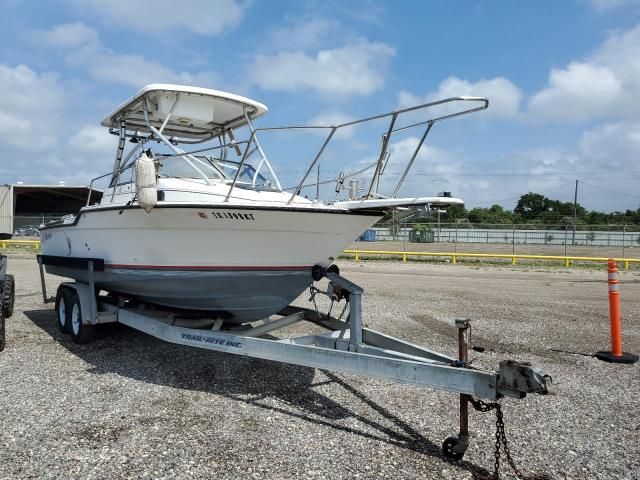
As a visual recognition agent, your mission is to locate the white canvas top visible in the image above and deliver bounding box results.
[100,84,268,140]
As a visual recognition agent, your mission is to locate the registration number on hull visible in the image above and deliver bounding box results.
[198,211,256,221]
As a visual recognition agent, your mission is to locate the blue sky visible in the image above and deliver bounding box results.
[1,0,639,211]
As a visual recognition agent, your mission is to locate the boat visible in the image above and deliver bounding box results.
[40,84,486,323]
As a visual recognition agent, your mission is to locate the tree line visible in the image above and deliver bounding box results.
[428,192,640,225]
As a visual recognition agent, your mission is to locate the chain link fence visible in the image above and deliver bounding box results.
[353,223,640,260]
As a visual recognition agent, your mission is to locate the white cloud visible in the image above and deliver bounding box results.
[509,148,579,185]
[398,76,522,119]
[71,0,247,35]
[387,137,458,177]
[0,64,62,113]
[366,123,640,212]
[529,24,640,121]
[269,17,336,51]
[0,64,107,184]
[249,15,395,98]
[41,23,217,88]
[69,125,116,156]
[0,111,40,149]
[488,122,640,210]
[592,24,640,83]
[578,121,640,170]
[85,52,217,87]
[39,21,98,48]
[589,0,640,11]
[399,23,640,125]
[250,41,395,97]
[307,111,357,140]
[0,64,62,150]
[529,63,623,121]
[363,136,567,208]
[352,136,462,198]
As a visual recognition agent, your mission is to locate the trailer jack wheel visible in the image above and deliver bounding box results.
[442,436,467,461]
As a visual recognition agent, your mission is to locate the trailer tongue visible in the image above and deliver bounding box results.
[37,254,551,470]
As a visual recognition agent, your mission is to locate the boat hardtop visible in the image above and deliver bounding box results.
[101,84,268,140]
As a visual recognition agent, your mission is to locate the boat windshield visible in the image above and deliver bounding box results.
[158,155,225,181]
[218,160,272,187]
[157,155,275,189]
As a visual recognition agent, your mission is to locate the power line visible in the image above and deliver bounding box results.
[580,181,640,200]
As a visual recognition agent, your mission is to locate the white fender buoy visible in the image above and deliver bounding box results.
[135,151,157,213]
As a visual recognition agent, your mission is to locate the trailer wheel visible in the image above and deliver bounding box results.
[2,274,15,318]
[69,293,94,344]
[442,436,465,461]
[0,302,5,352]
[55,286,73,334]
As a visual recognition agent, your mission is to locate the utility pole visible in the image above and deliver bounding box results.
[316,164,320,201]
[572,179,578,246]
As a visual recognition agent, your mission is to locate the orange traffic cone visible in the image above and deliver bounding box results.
[595,259,638,364]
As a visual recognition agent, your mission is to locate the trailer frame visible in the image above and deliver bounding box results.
[36,254,551,460]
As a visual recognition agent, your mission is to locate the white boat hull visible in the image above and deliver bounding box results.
[41,204,380,322]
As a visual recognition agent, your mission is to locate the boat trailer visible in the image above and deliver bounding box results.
[37,255,551,466]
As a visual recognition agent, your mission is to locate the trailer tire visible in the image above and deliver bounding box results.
[2,274,15,318]
[55,286,73,334]
[0,303,5,352]
[69,293,94,344]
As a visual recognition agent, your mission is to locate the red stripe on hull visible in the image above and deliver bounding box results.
[106,264,312,271]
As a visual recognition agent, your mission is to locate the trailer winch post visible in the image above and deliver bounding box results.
[324,270,364,352]
[348,290,362,351]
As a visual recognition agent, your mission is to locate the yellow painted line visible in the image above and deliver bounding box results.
[343,249,639,269]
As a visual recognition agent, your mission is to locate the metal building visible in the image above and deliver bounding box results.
[0,184,101,239]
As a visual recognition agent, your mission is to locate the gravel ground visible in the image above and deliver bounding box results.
[0,255,638,480]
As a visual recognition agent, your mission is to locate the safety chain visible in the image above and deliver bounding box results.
[308,285,349,321]
[337,301,349,321]
[309,286,321,320]
[469,398,550,480]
